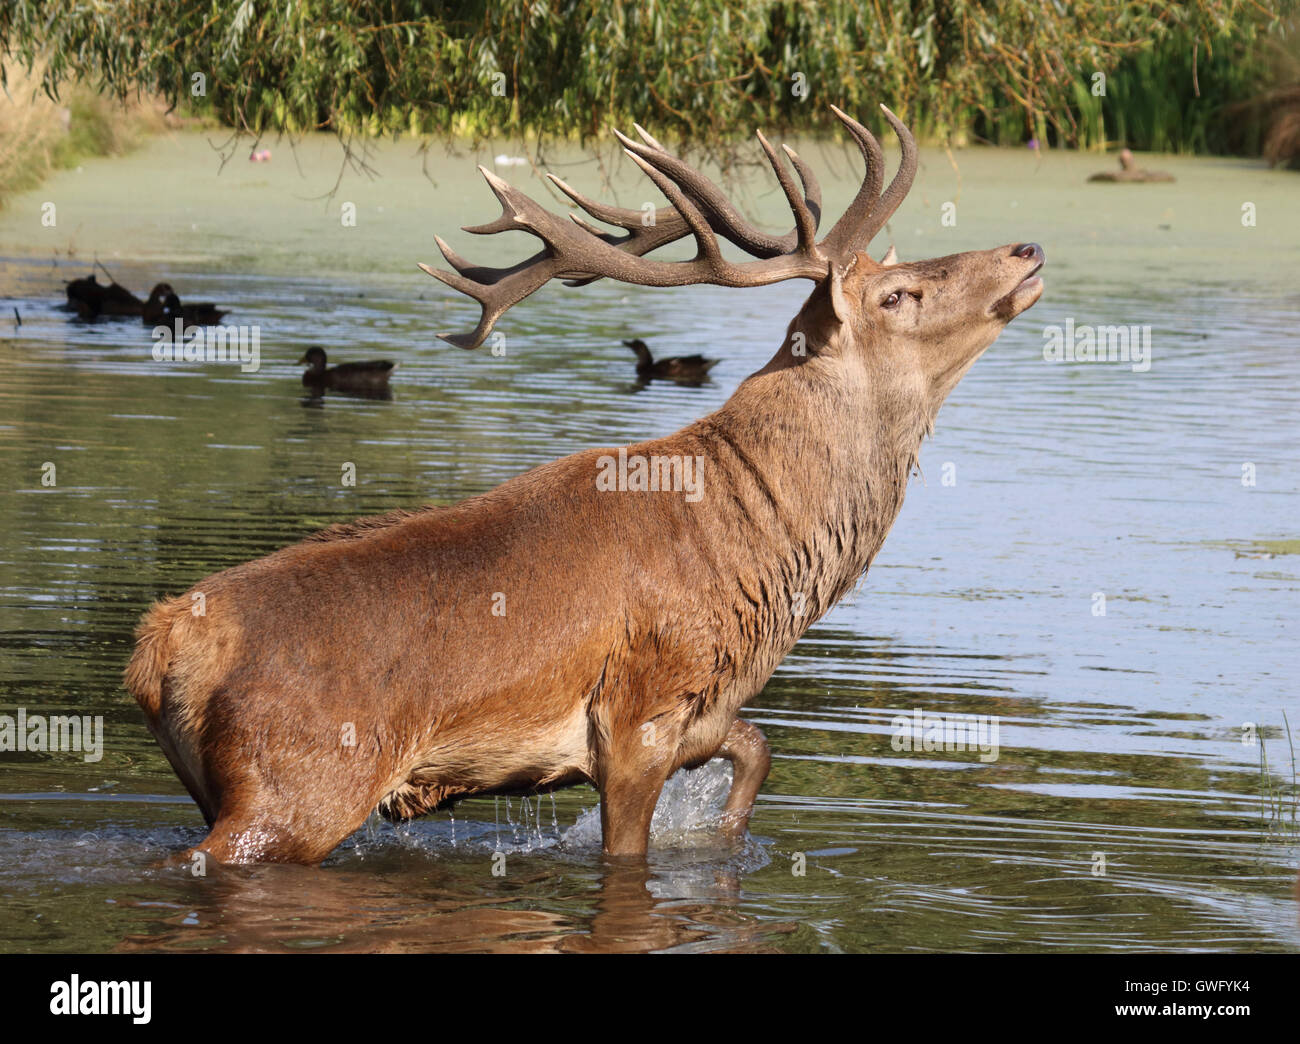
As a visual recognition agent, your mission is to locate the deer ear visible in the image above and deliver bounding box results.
[828,262,852,326]
[828,251,883,324]
[881,244,899,266]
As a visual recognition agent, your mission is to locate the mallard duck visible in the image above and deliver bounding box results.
[624,338,719,382]
[298,346,396,393]
[141,283,228,327]
[1088,149,1175,183]
[65,274,144,319]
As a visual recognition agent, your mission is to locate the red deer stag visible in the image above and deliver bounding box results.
[125,105,1044,864]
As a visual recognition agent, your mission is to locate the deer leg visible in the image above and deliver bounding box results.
[193,815,354,865]
[715,718,771,839]
[598,770,669,859]
[188,784,373,865]
[595,714,681,859]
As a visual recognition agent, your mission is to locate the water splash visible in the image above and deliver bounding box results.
[334,761,750,862]
[562,760,735,851]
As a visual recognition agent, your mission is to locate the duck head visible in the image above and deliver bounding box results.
[298,346,328,374]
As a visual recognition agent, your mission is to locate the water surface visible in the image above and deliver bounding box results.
[0,131,1297,952]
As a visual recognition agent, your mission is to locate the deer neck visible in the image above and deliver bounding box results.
[698,333,935,638]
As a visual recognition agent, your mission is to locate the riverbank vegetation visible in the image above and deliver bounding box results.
[1,0,1297,198]
[0,62,175,205]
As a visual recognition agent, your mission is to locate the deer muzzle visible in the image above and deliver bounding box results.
[991,242,1045,320]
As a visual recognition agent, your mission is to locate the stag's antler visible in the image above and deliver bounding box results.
[421,104,916,349]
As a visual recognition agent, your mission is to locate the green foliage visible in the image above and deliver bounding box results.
[1075,27,1279,154]
[0,1,1294,153]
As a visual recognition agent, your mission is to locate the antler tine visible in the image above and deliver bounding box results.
[434,233,580,289]
[613,127,810,259]
[570,213,614,237]
[417,259,479,300]
[631,122,666,150]
[547,172,685,234]
[756,132,819,254]
[859,105,918,248]
[553,147,820,261]
[622,150,726,267]
[818,105,886,257]
[416,260,525,349]
[461,165,528,236]
[433,233,503,282]
[821,105,916,256]
[779,144,822,228]
[474,166,540,231]
[547,172,694,287]
[555,123,823,266]
[551,126,820,287]
[548,140,821,286]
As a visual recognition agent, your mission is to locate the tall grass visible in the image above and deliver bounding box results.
[0,62,169,205]
[1259,710,1298,839]
[1237,25,1300,167]
[965,26,1282,154]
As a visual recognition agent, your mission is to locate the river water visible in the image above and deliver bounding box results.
[0,129,1297,952]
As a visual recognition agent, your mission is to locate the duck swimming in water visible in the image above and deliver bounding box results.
[64,274,144,320]
[141,283,228,327]
[298,346,396,395]
[623,338,720,383]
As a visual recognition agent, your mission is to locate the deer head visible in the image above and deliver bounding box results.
[421,104,1043,427]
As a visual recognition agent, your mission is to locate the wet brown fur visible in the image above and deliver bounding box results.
[125,244,1043,864]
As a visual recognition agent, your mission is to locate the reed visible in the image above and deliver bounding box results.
[1259,711,1299,839]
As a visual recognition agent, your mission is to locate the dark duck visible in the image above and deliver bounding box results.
[142,283,228,327]
[298,346,396,395]
[65,274,144,320]
[623,338,719,383]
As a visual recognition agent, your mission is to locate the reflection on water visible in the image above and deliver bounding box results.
[0,132,1297,952]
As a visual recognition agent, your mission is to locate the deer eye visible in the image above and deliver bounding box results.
[882,291,902,309]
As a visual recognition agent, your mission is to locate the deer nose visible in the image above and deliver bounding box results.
[1012,242,1043,262]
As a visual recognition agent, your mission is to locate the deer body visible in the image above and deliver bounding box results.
[126,106,1044,863]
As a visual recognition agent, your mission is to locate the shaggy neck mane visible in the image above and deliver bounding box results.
[691,319,936,653]
[304,506,441,542]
